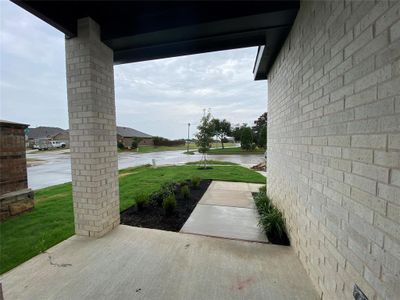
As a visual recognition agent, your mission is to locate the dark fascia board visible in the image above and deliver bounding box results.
[253,24,292,80]
[253,46,266,79]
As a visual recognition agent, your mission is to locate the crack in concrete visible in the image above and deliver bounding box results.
[45,252,72,268]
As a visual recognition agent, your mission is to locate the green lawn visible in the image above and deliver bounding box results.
[207,147,265,155]
[120,142,237,154]
[0,165,265,274]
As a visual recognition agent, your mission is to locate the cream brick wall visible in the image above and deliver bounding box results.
[267,1,400,299]
[65,18,120,237]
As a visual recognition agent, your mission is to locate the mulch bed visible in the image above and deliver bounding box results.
[268,231,290,246]
[120,180,211,232]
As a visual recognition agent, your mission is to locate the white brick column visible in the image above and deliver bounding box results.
[65,18,120,237]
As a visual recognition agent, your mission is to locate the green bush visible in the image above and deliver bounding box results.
[258,207,285,238]
[131,140,138,149]
[181,185,190,199]
[179,180,188,186]
[163,194,177,216]
[117,142,125,149]
[161,181,177,193]
[135,194,149,211]
[191,176,201,189]
[150,181,176,206]
[259,185,266,193]
[254,190,270,213]
[253,189,287,241]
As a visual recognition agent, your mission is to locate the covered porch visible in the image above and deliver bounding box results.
[1,1,320,299]
[2,225,318,300]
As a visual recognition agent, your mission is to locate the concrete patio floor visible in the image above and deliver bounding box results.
[181,181,268,243]
[1,225,318,300]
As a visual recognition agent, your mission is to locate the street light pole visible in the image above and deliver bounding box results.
[187,123,191,153]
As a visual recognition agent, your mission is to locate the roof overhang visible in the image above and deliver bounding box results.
[0,120,29,128]
[11,1,299,67]
[253,18,292,81]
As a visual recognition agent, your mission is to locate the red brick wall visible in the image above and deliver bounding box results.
[0,125,28,195]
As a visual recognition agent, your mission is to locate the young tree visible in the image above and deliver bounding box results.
[240,126,253,150]
[195,111,214,168]
[252,112,268,146]
[232,123,247,142]
[257,125,267,149]
[211,118,231,149]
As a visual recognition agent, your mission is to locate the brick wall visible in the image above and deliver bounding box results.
[118,136,154,148]
[0,124,28,195]
[66,18,120,237]
[267,1,400,299]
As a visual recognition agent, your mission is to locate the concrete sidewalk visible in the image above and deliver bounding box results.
[180,181,268,243]
[1,225,318,300]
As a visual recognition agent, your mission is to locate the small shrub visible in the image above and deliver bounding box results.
[191,176,201,189]
[135,194,149,211]
[253,190,289,245]
[160,181,177,194]
[163,194,177,216]
[179,180,188,186]
[258,207,285,238]
[254,190,270,213]
[259,185,266,193]
[181,185,190,199]
[131,140,138,149]
[117,142,125,149]
[150,181,176,206]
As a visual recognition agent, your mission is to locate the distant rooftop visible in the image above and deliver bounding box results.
[117,126,152,138]
[27,126,67,139]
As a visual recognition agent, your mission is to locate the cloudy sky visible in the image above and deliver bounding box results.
[0,1,267,139]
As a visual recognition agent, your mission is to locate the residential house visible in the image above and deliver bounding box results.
[26,126,68,148]
[117,126,153,148]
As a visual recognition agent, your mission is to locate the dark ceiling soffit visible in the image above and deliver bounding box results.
[106,9,298,49]
[114,24,291,64]
[10,0,75,37]
[11,1,299,67]
[108,8,298,63]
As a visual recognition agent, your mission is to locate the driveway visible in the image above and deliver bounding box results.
[27,150,264,190]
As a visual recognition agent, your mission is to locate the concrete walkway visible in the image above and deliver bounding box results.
[1,225,318,300]
[180,181,268,243]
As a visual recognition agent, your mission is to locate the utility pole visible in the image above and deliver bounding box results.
[187,123,191,153]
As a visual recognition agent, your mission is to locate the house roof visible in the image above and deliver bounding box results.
[27,126,67,139]
[11,1,299,68]
[0,119,29,128]
[117,126,152,138]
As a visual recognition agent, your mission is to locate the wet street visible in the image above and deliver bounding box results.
[27,150,264,190]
